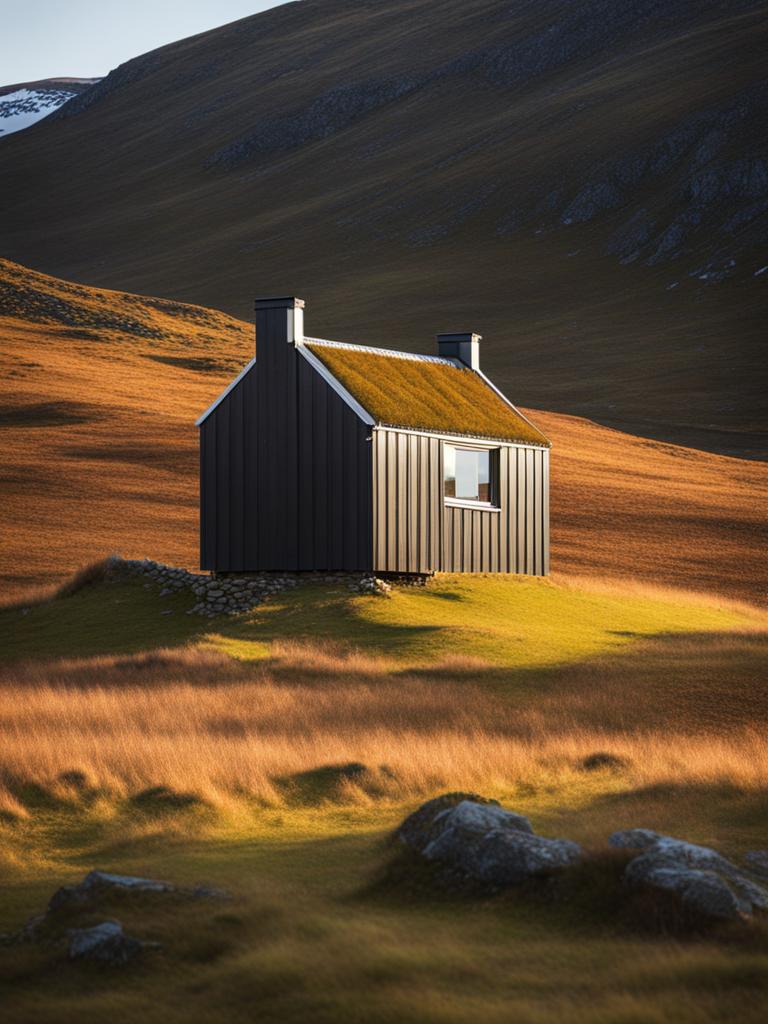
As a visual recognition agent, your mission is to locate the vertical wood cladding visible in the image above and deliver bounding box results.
[200,342,372,572]
[200,364,258,572]
[201,339,548,576]
[295,355,373,571]
[371,428,549,575]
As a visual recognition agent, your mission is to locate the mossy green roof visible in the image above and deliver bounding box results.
[304,341,550,447]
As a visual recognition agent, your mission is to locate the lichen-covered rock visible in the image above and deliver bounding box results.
[609,828,666,852]
[67,920,149,965]
[625,860,746,920]
[610,830,768,921]
[49,870,174,913]
[422,802,580,886]
[397,796,580,888]
[396,792,503,853]
[744,850,768,879]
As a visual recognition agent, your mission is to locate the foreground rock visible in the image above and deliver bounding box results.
[744,850,768,879]
[67,921,156,965]
[9,870,229,963]
[49,871,174,913]
[610,829,768,921]
[398,795,582,887]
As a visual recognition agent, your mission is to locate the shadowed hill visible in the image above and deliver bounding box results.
[0,0,765,451]
[1,259,766,603]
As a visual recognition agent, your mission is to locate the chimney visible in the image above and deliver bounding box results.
[436,332,481,371]
[255,296,304,353]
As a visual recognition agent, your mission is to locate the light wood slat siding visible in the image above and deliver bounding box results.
[371,428,549,575]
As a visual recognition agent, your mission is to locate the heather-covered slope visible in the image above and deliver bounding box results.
[0,0,765,450]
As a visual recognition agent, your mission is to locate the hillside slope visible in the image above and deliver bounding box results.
[0,0,765,450]
[1,259,765,603]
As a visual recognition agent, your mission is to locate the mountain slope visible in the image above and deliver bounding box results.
[0,1,765,449]
[1,259,766,603]
[0,78,99,136]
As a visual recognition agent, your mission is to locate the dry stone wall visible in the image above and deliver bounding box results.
[109,556,429,617]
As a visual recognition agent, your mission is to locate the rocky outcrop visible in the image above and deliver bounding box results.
[398,796,581,888]
[208,75,421,168]
[395,800,768,926]
[610,830,768,921]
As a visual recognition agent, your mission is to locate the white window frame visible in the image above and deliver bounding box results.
[443,441,500,511]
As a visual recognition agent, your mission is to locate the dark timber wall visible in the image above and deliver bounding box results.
[371,428,549,575]
[200,318,372,571]
[200,300,548,576]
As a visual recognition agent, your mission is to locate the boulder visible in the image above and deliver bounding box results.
[423,802,581,886]
[397,795,581,888]
[744,850,768,879]
[610,830,768,921]
[67,920,152,965]
[397,792,505,853]
[609,828,665,851]
[49,870,174,913]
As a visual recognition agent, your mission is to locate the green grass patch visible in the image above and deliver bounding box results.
[2,793,768,1024]
[2,572,758,670]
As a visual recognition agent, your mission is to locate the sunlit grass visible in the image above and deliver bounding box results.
[0,571,766,818]
[1,570,767,1022]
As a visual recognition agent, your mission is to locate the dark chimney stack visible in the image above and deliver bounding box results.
[436,331,481,371]
[255,296,304,354]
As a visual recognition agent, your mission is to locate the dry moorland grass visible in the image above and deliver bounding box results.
[3,260,765,602]
[1,632,766,819]
[2,260,766,605]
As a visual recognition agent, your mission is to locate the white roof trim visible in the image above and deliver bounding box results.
[304,337,456,366]
[298,345,375,426]
[195,357,255,427]
[473,368,552,447]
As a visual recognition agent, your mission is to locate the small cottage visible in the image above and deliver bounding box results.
[196,297,550,575]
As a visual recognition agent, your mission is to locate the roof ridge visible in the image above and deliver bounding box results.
[304,337,457,366]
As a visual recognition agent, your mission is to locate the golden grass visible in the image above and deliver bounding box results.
[305,341,550,445]
[1,259,766,606]
[0,259,251,596]
[2,632,766,818]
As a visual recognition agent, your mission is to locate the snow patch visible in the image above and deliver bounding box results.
[0,88,77,136]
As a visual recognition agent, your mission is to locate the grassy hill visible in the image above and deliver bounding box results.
[0,570,767,1022]
[2,258,766,605]
[0,0,765,451]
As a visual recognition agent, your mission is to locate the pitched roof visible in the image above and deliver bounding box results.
[303,339,550,447]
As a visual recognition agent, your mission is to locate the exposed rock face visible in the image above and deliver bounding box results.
[398,796,581,887]
[67,920,150,965]
[610,830,768,920]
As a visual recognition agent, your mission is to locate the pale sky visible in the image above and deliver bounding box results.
[0,0,288,83]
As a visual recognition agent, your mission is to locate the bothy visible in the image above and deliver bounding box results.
[197,297,550,574]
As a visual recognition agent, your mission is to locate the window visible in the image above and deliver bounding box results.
[444,445,497,505]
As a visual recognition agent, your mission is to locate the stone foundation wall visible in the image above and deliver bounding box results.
[108,557,432,618]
